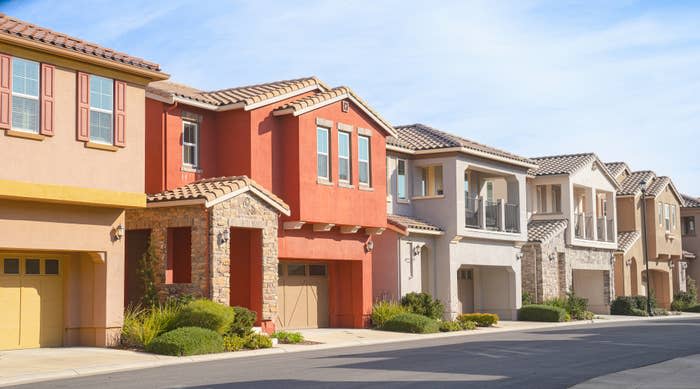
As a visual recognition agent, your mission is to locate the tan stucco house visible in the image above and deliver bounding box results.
[681,194,700,285]
[0,14,167,350]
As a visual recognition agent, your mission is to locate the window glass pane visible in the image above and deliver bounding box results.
[90,75,113,111]
[287,264,306,276]
[358,136,369,161]
[45,259,59,275]
[12,95,39,132]
[317,127,328,154]
[3,258,19,274]
[12,58,39,96]
[25,259,40,275]
[309,264,327,276]
[339,159,349,182]
[90,110,114,143]
[397,160,406,199]
[317,154,328,179]
[338,132,349,157]
[359,161,369,184]
[317,127,329,179]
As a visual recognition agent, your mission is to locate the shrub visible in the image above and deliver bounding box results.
[611,296,653,316]
[165,294,196,308]
[457,313,499,327]
[542,297,567,311]
[121,302,181,349]
[438,321,462,332]
[682,304,700,313]
[244,333,273,349]
[173,299,235,334]
[518,305,567,322]
[147,327,224,356]
[671,279,697,311]
[371,301,407,328]
[137,242,159,308]
[565,291,589,320]
[223,335,246,352]
[579,311,595,320]
[381,313,439,334]
[400,293,445,320]
[630,308,648,316]
[229,306,257,337]
[653,308,669,316]
[272,331,304,344]
[522,291,534,306]
[459,320,477,330]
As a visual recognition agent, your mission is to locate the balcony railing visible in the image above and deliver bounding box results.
[465,195,480,228]
[464,196,520,233]
[484,200,499,230]
[585,216,593,240]
[607,218,615,242]
[575,213,585,239]
[504,203,519,233]
[597,217,606,242]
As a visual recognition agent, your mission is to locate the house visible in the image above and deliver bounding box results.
[373,124,536,320]
[606,163,685,308]
[522,154,619,314]
[681,194,700,284]
[0,14,167,350]
[128,78,395,331]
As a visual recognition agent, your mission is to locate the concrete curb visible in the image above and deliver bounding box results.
[2,313,698,387]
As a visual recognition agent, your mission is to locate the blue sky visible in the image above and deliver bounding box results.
[4,0,700,194]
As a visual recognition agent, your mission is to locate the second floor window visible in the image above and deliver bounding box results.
[182,121,199,168]
[89,75,114,144]
[536,185,547,213]
[658,203,663,227]
[338,131,350,183]
[671,205,677,230]
[486,181,494,202]
[551,185,562,213]
[419,165,443,196]
[664,203,670,231]
[11,57,40,133]
[358,135,370,186]
[682,216,696,236]
[317,126,330,180]
[397,159,407,200]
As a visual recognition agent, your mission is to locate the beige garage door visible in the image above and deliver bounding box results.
[0,254,64,350]
[277,262,329,329]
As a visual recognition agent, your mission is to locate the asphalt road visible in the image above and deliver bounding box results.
[12,317,700,389]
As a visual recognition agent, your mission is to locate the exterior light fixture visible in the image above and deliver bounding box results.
[516,253,523,261]
[626,259,632,266]
[412,245,422,257]
[365,240,374,253]
[219,229,230,245]
[114,224,125,241]
[669,261,675,269]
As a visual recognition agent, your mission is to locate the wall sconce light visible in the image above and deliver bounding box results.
[548,252,557,261]
[625,259,632,266]
[516,253,523,261]
[412,245,422,257]
[682,262,688,270]
[365,240,374,253]
[669,261,675,269]
[113,224,125,241]
[219,229,230,245]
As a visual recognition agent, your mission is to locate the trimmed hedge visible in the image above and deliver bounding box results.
[173,299,235,335]
[519,304,567,322]
[229,306,256,337]
[371,301,407,328]
[438,321,462,332]
[457,313,499,327]
[147,327,223,356]
[401,293,444,320]
[381,313,439,334]
[682,304,700,313]
[272,331,304,344]
[459,320,477,330]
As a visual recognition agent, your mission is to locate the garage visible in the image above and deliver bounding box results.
[572,269,607,314]
[0,253,64,350]
[277,262,329,329]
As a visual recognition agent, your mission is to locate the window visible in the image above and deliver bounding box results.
[182,121,199,168]
[419,165,443,196]
[25,259,40,275]
[397,159,407,200]
[536,185,547,213]
[288,264,306,276]
[551,185,562,213]
[11,57,40,133]
[358,135,370,185]
[486,181,494,202]
[3,258,19,274]
[671,205,677,230]
[317,127,329,180]
[89,75,114,144]
[664,204,670,231]
[338,131,351,183]
[166,227,192,284]
[309,264,327,276]
[683,216,696,236]
[658,203,664,227]
[45,259,59,275]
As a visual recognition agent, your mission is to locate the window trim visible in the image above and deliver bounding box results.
[10,57,40,134]
[337,130,351,184]
[182,120,199,169]
[317,126,330,181]
[358,135,371,186]
[396,158,408,201]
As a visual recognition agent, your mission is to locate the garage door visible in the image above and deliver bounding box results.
[0,254,64,350]
[277,262,329,329]
[572,269,606,314]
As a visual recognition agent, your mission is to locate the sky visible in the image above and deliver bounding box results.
[3,0,699,194]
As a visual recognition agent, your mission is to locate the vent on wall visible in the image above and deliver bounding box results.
[341,100,349,112]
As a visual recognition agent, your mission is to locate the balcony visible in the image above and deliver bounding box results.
[575,213,614,242]
[465,195,519,233]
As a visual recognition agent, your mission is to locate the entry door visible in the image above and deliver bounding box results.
[457,269,474,313]
[277,262,329,329]
[0,254,64,350]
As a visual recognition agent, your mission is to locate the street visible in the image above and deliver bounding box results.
[9,317,700,389]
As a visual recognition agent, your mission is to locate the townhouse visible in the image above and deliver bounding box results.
[606,163,685,308]
[126,78,394,331]
[374,124,535,320]
[522,154,619,314]
[0,14,167,350]
[681,195,700,283]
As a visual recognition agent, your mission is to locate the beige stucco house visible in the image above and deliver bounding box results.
[0,14,167,350]
[681,194,700,284]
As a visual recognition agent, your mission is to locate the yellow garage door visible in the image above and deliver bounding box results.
[0,254,64,350]
[277,262,329,329]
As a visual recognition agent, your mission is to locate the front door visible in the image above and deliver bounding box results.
[277,262,329,329]
[457,268,474,313]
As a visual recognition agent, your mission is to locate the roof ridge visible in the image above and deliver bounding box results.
[531,152,596,160]
[202,76,321,95]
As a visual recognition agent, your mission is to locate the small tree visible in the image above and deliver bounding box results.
[138,241,159,308]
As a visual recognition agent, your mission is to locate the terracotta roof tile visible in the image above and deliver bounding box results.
[529,153,598,176]
[387,214,443,234]
[645,176,673,198]
[0,13,161,72]
[604,162,629,179]
[527,218,568,243]
[619,171,656,196]
[617,231,641,254]
[682,194,700,208]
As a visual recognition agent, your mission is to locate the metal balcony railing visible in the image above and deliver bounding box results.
[607,219,615,242]
[465,195,480,228]
[597,217,606,242]
[484,200,499,230]
[504,203,519,233]
[585,216,594,240]
[575,213,585,238]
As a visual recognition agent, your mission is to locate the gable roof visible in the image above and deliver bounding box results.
[387,124,536,169]
[682,194,700,208]
[147,77,327,110]
[387,214,443,235]
[147,176,290,215]
[604,162,630,179]
[527,218,568,243]
[273,86,397,137]
[618,171,656,196]
[529,153,620,190]
[617,231,641,254]
[0,13,165,78]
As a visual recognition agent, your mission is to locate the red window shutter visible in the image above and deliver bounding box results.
[77,72,90,141]
[114,80,126,147]
[0,54,11,130]
[40,64,55,136]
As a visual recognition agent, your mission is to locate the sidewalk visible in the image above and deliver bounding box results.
[1,313,698,387]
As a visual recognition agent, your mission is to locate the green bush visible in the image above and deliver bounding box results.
[229,306,257,337]
[611,296,654,316]
[459,320,477,330]
[630,308,649,316]
[682,304,700,313]
[457,313,499,327]
[371,301,407,328]
[518,305,567,322]
[244,333,273,349]
[223,335,246,352]
[272,331,304,344]
[542,297,567,310]
[671,279,697,311]
[381,313,439,334]
[522,291,534,306]
[121,302,181,349]
[173,299,235,334]
[147,327,224,356]
[543,291,590,320]
[653,308,669,316]
[400,293,444,320]
[438,321,462,332]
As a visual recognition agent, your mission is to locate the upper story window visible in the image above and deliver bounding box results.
[658,203,663,227]
[486,181,494,202]
[317,126,330,180]
[536,185,547,213]
[419,165,443,197]
[358,135,370,186]
[682,216,696,236]
[664,203,671,231]
[89,75,114,144]
[671,205,677,230]
[182,121,199,168]
[11,57,40,133]
[551,185,562,213]
[397,159,407,200]
[338,131,351,183]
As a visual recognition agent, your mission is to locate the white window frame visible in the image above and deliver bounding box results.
[358,135,370,186]
[88,75,114,145]
[337,130,351,184]
[182,120,199,168]
[317,126,330,181]
[664,203,670,231]
[397,158,407,200]
[11,57,40,134]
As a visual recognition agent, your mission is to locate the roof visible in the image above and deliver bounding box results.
[387,124,536,168]
[274,86,397,137]
[618,171,656,196]
[645,176,674,197]
[0,13,162,74]
[147,176,290,215]
[387,214,443,235]
[604,162,629,179]
[147,77,326,108]
[683,250,696,260]
[527,218,568,243]
[529,153,620,189]
[682,194,700,208]
[617,231,641,254]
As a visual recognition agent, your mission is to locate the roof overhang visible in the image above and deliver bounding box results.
[386,144,538,170]
[147,186,290,216]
